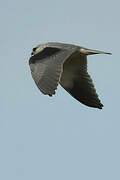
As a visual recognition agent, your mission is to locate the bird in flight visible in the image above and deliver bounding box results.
[29,42,111,109]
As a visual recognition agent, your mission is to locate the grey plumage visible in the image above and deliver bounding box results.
[29,42,111,109]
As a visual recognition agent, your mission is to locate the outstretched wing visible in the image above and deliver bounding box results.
[29,47,76,96]
[60,53,103,109]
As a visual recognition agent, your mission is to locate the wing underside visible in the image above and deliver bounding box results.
[60,53,103,109]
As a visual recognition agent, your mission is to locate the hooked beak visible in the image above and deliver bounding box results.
[31,51,34,55]
[80,47,112,56]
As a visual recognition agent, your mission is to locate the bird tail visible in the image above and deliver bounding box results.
[80,47,112,56]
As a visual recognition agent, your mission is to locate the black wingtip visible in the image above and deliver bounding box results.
[97,103,104,110]
[106,52,112,55]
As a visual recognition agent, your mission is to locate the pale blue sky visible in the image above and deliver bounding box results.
[0,0,120,179]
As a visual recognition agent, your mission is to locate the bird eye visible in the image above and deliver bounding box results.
[33,47,37,51]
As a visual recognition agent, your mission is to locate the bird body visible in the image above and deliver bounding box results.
[29,42,111,109]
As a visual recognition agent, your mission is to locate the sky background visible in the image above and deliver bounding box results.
[0,0,120,179]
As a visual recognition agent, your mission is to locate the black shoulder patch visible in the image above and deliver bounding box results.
[29,47,61,64]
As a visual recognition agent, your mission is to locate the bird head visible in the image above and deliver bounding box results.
[31,45,44,55]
